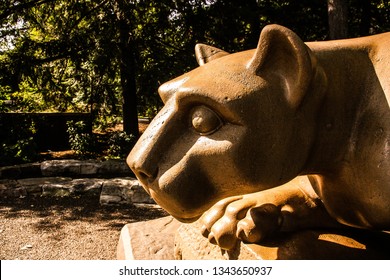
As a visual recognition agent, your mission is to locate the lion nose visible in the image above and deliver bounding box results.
[134,164,158,184]
[127,103,175,185]
[127,150,158,185]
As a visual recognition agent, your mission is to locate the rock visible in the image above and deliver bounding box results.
[100,178,133,205]
[0,163,41,179]
[0,179,26,198]
[0,160,150,206]
[99,178,153,205]
[117,216,181,260]
[174,220,390,260]
[131,184,153,203]
[40,159,133,178]
[18,163,42,178]
[41,159,106,177]
[0,174,150,204]
[18,177,69,195]
[41,160,83,177]
[0,166,21,179]
[41,178,103,197]
[1,159,133,179]
[174,221,254,260]
[0,179,19,190]
[98,160,133,177]
[99,194,122,204]
[79,161,100,175]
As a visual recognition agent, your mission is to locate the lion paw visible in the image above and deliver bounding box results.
[200,194,283,250]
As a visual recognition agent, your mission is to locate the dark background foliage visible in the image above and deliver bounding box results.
[1,0,389,164]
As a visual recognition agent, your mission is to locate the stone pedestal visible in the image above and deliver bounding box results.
[175,221,390,260]
[117,216,181,260]
[117,217,390,260]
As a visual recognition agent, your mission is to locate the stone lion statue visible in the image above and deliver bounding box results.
[127,24,390,250]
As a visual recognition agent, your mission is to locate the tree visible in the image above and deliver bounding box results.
[255,0,328,41]
[0,0,141,136]
[349,0,390,37]
[1,0,389,137]
[328,0,349,39]
[113,0,139,136]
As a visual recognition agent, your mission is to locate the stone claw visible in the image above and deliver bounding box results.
[199,193,285,250]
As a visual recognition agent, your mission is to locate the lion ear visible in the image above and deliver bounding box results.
[247,24,313,108]
[195,44,230,65]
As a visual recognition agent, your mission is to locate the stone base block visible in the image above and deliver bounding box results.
[117,216,181,260]
[175,221,390,260]
[117,217,390,260]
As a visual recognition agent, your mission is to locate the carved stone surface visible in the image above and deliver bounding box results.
[174,222,260,260]
[117,216,180,260]
[126,24,390,256]
[175,221,390,260]
[116,217,390,260]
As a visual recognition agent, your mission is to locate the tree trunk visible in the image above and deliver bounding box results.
[358,0,371,36]
[327,0,349,39]
[115,1,139,138]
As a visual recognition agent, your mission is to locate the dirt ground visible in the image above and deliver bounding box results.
[0,195,168,260]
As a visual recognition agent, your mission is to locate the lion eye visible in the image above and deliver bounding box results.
[191,106,222,135]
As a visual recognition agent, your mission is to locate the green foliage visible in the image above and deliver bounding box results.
[66,120,95,157]
[0,85,12,111]
[0,0,389,139]
[10,80,46,112]
[0,0,388,167]
[256,0,328,40]
[1,0,122,118]
[0,116,39,165]
[106,131,136,159]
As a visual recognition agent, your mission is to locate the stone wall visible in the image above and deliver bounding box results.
[0,159,133,179]
[0,159,154,205]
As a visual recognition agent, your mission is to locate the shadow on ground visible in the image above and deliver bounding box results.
[1,196,167,228]
[0,196,168,260]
